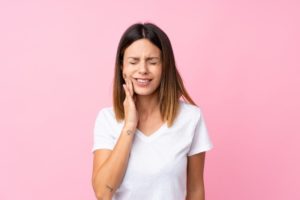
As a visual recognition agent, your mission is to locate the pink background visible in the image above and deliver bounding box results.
[0,0,299,199]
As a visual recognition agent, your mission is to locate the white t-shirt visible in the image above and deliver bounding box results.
[92,100,214,200]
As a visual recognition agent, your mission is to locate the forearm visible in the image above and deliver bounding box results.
[93,126,136,199]
[186,191,205,200]
[186,184,205,200]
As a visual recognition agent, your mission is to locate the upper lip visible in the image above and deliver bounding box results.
[134,77,152,80]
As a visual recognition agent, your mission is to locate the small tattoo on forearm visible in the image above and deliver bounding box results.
[105,184,113,192]
[126,130,133,135]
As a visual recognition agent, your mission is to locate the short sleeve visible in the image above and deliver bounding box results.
[187,110,214,156]
[91,108,116,153]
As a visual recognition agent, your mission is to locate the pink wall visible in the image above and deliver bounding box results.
[1,0,299,199]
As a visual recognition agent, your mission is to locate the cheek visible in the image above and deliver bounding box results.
[122,66,129,79]
[122,72,127,79]
[154,67,162,79]
[122,70,132,80]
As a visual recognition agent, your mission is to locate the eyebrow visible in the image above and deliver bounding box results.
[127,57,160,60]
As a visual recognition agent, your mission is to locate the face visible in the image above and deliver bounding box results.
[122,38,162,96]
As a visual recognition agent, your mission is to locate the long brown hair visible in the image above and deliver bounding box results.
[113,22,197,127]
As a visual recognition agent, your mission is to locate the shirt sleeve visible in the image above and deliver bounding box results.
[187,109,214,156]
[91,108,115,153]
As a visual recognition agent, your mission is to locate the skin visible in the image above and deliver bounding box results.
[92,38,206,200]
[186,152,206,200]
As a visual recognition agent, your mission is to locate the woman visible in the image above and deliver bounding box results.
[91,22,213,200]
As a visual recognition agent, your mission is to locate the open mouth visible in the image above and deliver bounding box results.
[134,78,152,83]
[133,78,153,86]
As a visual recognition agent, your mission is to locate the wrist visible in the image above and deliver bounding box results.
[124,123,136,130]
[123,125,136,134]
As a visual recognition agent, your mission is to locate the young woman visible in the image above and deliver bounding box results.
[91,22,213,200]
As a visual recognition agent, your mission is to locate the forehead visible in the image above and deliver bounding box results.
[124,39,161,58]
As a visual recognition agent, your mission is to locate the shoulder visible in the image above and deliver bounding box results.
[97,106,113,115]
[179,99,203,120]
[95,106,116,122]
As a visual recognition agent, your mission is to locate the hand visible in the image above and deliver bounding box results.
[122,76,138,129]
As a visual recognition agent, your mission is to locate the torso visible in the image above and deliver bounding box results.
[93,100,214,200]
[137,112,165,136]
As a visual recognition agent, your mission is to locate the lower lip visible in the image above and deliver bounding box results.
[134,79,152,87]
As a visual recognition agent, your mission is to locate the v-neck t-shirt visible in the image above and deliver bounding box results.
[92,100,214,200]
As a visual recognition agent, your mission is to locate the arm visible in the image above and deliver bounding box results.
[92,125,136,200]
[186,152,206,200]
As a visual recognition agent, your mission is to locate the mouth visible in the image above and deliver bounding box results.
[133,78,152,87]
[134,78,153,83]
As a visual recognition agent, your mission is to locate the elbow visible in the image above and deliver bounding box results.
[92,186,106,200]
[95,193,105,200]
[93,188,108,200]
[92,181,113,200]
[91,171,115,199]
[91,178,104,200]
[95,191,113,200]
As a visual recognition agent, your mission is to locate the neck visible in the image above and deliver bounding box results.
[136,92,160,117]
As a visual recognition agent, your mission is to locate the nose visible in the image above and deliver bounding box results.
[138,61,148,74]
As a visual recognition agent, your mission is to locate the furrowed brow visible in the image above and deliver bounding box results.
[127,57,160,61]
[127,57,139,60]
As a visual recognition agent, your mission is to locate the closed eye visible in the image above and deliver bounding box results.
[129,61,158,65]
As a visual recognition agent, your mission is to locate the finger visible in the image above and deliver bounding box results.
[123,84,129,97]
[125,78,133,97]
[128,78,134,97]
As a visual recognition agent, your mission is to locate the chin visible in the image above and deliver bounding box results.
[134,88,159,96]
[135,91,153,96]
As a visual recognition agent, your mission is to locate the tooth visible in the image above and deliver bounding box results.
[137,79,150,83]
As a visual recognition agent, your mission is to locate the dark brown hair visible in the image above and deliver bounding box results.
[113,22,197,127]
